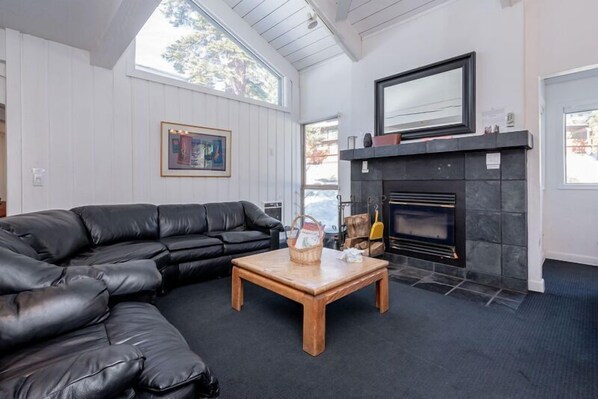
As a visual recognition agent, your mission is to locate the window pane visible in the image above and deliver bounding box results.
[565,110,598,184]
[304,189,338,230]
[304,120,339,186]
[136,0,281,105]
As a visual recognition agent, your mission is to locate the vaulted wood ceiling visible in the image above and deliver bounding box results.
[224,0,453,70]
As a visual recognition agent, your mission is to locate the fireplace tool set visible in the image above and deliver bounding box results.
[336,195,387,257]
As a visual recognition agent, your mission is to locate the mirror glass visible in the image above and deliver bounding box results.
[383,68,463,134]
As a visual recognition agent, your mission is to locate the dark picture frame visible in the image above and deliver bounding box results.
[375,52,476,140]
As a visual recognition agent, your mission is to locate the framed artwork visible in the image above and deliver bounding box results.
[161,122,231,177]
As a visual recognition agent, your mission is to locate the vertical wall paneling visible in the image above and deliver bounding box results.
[70,47,94,207]
[91,66,114,205]
[47,41,73,209]
[163,84,181,204]
[5,31,300,224]
[258,106,268,204]
[130,78,150,202]
[21,34,49,212]
[178,88,194,202]
[6,29,23,215]
[112,51,133,204]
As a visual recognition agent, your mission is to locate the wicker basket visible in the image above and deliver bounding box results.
[287,215,324,264]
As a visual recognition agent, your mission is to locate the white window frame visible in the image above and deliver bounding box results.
[127,0,291,112]
[301,117,340,223]
[559,102,598,190]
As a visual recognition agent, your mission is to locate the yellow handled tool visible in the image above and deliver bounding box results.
[369,205,384,240]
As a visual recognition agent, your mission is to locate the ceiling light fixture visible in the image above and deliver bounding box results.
[307,14,318,29]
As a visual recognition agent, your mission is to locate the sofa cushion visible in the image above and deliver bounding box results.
[0,229,39,259]
[72,204,159,246]
[206,230,269,244]
[223,240,270,255]
[0,209,90,263]
[69,241,168,267]
[0,344,143,399]
[0,278,109,352]
[205,202,246,232]
[169,246,224,264]
[160,234,222,251]
[104,302,219,397]
[0,249,64,295]
[158,204,207,238]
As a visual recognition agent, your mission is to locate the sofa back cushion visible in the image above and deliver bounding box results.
[158,204,207,238]
[72,204,159,246]
[204,202,245,232]
[0,210,90,263]
[0,229,39,259]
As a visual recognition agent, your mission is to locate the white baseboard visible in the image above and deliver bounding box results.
[545,251,598,267]
[528,278,545,293]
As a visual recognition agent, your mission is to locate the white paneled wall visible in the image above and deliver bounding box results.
[5,30,301,224]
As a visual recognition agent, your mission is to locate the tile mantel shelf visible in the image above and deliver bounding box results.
[340,131,533,161]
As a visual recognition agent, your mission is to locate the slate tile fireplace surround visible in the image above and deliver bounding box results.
[340,131,533,292]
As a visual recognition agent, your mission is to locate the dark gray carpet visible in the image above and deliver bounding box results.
[156,259,598,399]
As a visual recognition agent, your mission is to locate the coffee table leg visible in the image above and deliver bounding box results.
[376,270,389,313]
[232,266,243,311]
[303,296,326,356]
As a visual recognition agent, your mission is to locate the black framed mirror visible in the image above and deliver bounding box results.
[375,52,476,140]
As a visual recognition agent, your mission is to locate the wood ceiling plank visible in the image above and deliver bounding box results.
[354,0,447,36]
[286,35,336,62]
[275,26,329,55]
[347,0,400,25]
[253,1,307,36]
[244,0,290,26]
[233,0,266,17]
[292,46,344,70]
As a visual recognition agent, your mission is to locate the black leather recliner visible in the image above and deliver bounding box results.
[0,248,219,398]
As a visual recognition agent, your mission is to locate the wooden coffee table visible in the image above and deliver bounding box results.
[231,248,389,356]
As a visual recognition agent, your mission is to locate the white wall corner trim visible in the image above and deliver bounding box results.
[528,278,545,293]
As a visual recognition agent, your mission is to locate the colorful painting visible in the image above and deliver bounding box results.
[161,122,231,177]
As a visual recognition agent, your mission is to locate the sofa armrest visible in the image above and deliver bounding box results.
[241,201,284,233]
[0,344,143,399]
[0,278,109,352]
[65,260,162,300]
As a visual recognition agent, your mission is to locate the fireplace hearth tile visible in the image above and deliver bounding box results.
[433,263,467,278]
[385,253,409,266]
[389,267,432,285]
[465,181,501,211]
[421,273,463,286]
[447,288,493,305]
[502,276,528,292]
[488,297,521,312]
[407,257,435,271]
[501,180,526,212]
[497,289,527,302]
[501,213,527,246]
[413,282,454,295]
[466,210,501,243]
[466,270,502,288]
[466,240,501,275]
[459,281,500,296]
[465,152,501,180]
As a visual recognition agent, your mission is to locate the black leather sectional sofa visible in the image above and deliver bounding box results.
[0,201,283,398]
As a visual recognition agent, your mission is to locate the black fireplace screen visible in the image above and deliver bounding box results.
[389,192,457,259]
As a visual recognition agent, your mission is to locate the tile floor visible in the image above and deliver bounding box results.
[388,264,527,311]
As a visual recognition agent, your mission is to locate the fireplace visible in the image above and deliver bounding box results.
[384,181,466,268]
